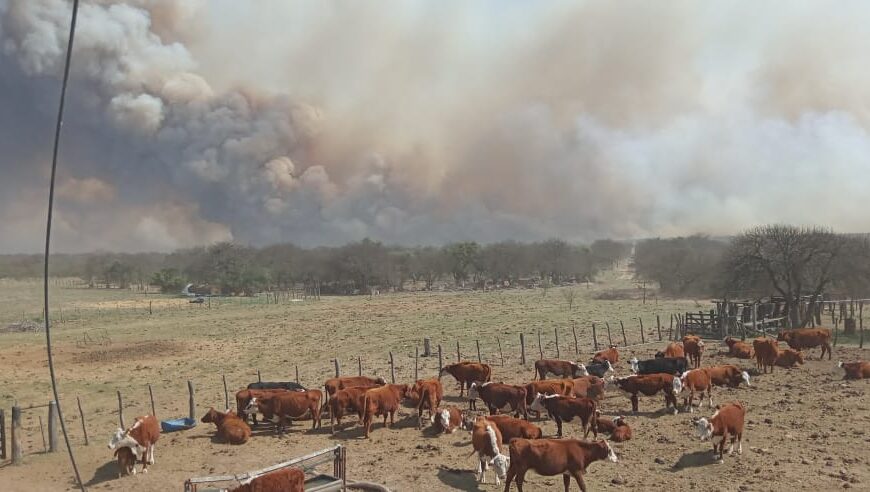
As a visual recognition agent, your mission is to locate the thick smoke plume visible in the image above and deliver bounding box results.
[2,0,870,253]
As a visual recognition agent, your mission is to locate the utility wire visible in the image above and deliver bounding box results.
[43,0,85,490]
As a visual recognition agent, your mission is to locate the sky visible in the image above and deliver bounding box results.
[1,0,870,253]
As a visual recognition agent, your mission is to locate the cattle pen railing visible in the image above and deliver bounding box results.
[183,445,346,492]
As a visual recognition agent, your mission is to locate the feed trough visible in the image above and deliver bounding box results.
[160,417,196,432]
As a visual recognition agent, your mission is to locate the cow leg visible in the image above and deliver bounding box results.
[555,417,564,438]
[148,443,155,465]
[570,470,587,492]
[389,410,396,427]
[477,457,486,483]
[630,394,639,413]
[562,474,571,492]
[737,432,743,454]
[707,389,713,409]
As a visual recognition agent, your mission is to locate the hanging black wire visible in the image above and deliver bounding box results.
[43,0,85,490]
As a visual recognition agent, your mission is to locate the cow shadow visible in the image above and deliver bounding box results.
[671,450,719,470]
[84,460,119,487]
[436,467,483,491]
[187,432,225,444]
[442,395,470,404]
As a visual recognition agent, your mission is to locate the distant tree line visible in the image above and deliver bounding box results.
[0,238,630,296]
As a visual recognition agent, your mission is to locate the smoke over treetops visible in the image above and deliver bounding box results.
[1,0,869,253]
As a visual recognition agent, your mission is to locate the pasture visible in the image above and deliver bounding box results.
[0,272,867,491]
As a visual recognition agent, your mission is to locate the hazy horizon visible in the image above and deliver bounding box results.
[3,1,870,254]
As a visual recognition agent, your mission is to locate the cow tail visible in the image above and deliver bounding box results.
[362,393,371,428]
[485,365,492,382]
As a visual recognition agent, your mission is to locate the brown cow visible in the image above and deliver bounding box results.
[328,385,376,434]
[529,393,598,438]
[245,390,322,433]
[323,375,386,402]
[408,378,444,429]
[774,348,804,368]
[471,416,510,485]
[656,342,685,359]
[431,406,466,434]
[694,401,746,462]
[440,362,492,397]
[679,369,713,413]
[777,328,832,360]
[236,388,289,425]
[361,383,411,438]
[229,467,304,492]
[613,374,681,414]
[682,335,705,368]
[469,382,528,419]
[486,414,543,442]
[534,359,588,380]
[592,345,619,365]
[570,376,606,401]
[107,415,160,475]
[611,417,632,442]
[752,337,778,374]
[201,408,251,445]
[839,360,870,380]
[703,365,751,388]
[723,337,753,359]
[594,411,618,434]
[524,379,574,418]
[504,438,618,492]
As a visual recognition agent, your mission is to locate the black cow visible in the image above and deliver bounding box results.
[247,381,307,391]
[629,357,687,375]
[578,360,614,378]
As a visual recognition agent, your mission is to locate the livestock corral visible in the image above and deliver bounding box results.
[0,274,868,491]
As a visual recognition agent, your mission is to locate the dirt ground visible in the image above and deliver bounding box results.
[0,276,867,491]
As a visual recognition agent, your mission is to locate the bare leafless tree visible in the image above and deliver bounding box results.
[561,287,578,310]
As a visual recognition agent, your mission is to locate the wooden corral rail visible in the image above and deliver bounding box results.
[184,445,346,492]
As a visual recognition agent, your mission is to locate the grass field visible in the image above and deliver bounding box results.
[0,270,867,491]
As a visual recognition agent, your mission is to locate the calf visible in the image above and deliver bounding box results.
[774,348,804,368]
[247,381,306,391]
[431,406,466,434]
[524,380,574,418]
[630,356,688,376]
[440,362,492,397]
[107,415,160,475]
[723,337,753,359]
[236,388,289,425]
[838,360,870,380]
[229,467,304,492]
[328,385,376,434]
[594,411,618,434]
[777,328,832,360]
[694,401,746,462]
[504,438,617,492]
[592,345,619,365]
[201,408,251,444]
[570,376,606,401]
[577,360,614,378]
[529,393,598,438]
[486,414,542,442]
[613,374,681,414]
[469,382,528,419]
[470,417,510,485]
[656,342,685,359]
[752,337,778,373]
[679,369,713,413]
[703,365,751,388]
[682,335,705,368]
[534,359,587,380]
[113,446,136,478]
[611,417,632,442]
[245,390,322,433]
[408,378,443,429]
[361,383,411,438]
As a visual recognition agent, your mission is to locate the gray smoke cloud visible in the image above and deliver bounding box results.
[1,0,870,253]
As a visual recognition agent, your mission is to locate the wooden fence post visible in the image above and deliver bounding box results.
[11,405,21,464]
[456,341,461,362]
[860,301,864,349]
[334,359,340,378]
[358,356,363,377]
[0,409,5,459]
[554,327,560,359]
[295,365,300,384]
[423,338,432,357]
[438,345,443,376]
[572,321,578,355]
[187,381,195,421]
[389,352,396,384]
[148,383,156,417]
[656,315,662,341]
[221,376,228,411]
[39,415,46,453]
[476,340,482,363]
[668,314,674,341]
[415,347,419,381]
[834,318,839,347]
[619,320,628,346]
[520,333,526,365]
[257,369,262,383]
[537,328,544,360]
[592,323,599,351]
[117,391,125,429]
[639,318,645,344]
[605,322,613,347]
[497,338,505,366]
[76,397,88,446]
[48,401,58,453]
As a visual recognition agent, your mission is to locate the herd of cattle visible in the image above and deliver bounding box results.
[104,326,869,491]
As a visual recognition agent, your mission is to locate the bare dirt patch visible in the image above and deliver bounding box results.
[70,340,184,365]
